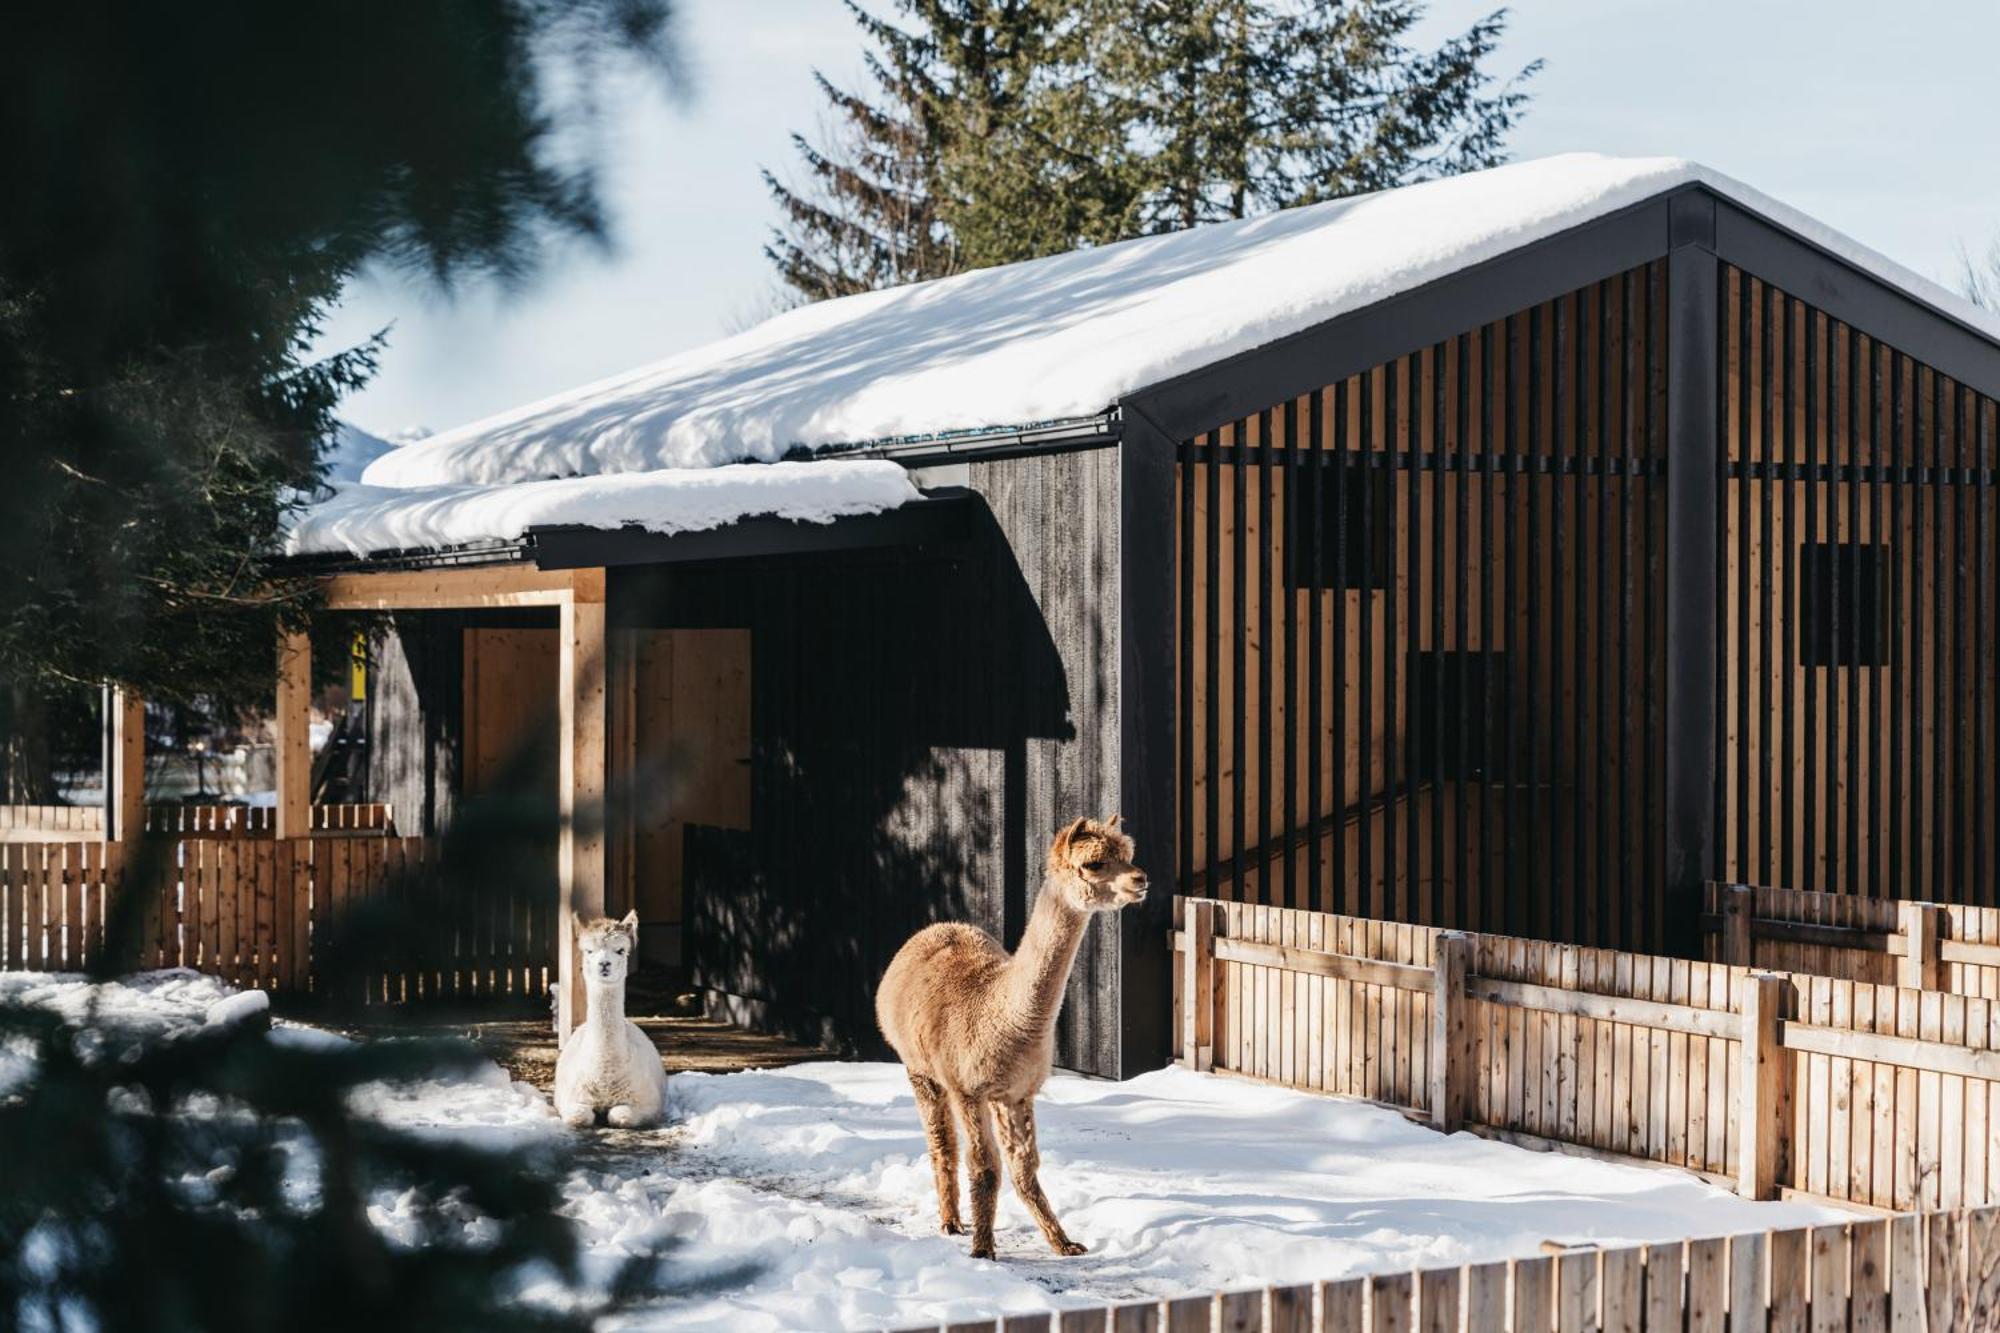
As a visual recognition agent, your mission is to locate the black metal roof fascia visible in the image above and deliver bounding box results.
[1123,181,2000,446]
[824,413,1120,465]
[1121,189,1685,443]
[275,538,532,575]
[525,487,983,571]
[1711,197,2000,400]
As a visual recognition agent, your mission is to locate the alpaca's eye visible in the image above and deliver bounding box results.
[1082,859,1105,873]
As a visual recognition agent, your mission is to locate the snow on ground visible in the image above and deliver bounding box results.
[2,972,1854,1331]
[0,968,240,1094]
[359,152,2000,488]
[283,457,920,558]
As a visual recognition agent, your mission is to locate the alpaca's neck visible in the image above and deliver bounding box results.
[1003,881,1090,1034]
[583,978,626,1031]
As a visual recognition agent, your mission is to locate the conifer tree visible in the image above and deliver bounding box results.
[0,2,680,714]
[767,0,1537,298]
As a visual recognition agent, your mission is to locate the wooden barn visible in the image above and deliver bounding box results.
[15,153,1994,1082]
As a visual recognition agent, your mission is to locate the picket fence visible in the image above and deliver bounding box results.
[898,1207,1999,1332]
[1171,897,1998,1215]
[0,802,395,842]
[1702,882,2000,1001]
[0,834,551,1002]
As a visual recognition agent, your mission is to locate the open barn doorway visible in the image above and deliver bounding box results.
[609,629,751,971]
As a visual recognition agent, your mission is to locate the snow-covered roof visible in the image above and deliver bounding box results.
[283,459,920,558]
[360,152,2000,491]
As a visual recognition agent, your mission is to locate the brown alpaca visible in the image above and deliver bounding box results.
[875,815,1148,1260]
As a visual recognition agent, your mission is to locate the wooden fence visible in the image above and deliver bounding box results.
[898,1206,1999,1331]
[141,802,395,837]
[0,802,394,842]
[0,804,105,840]
[1702,882,2000,1001]
[0,835,550,1002]
[1173,896,1999,1214]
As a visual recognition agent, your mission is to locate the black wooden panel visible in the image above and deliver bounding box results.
[616,449,1124,1075]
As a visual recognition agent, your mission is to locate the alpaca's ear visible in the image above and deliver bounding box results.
[1054,816,1089,850]
[620,908,639,932]
[1105,813,1125,829]
[572,911,588,935]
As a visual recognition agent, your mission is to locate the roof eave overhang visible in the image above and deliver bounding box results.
[1123,182,2000,444]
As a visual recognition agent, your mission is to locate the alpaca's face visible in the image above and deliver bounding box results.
[1048,817,1148,912]
[575,910,639,985]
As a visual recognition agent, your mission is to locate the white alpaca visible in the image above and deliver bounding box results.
[552,910,668,1129]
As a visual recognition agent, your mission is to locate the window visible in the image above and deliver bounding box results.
[1800,542,1889,667]
[1411,651,1510,782]
[1288,456,1392,590]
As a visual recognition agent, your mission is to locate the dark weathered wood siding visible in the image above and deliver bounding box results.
[364,612,466,838]
[622,449,1126,1075]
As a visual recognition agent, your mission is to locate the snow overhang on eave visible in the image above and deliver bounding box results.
[274,486,986,578]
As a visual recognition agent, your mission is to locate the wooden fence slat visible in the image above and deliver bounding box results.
[1806,1224,1845,1333]
[1726,1231,1766,1333]
[1367,1272,1411,1333]
[1511,1255,1552,1333]
[1887,1213,1920,1333]
[1685,1236,1727,1333]
[1599,1246,1641,1333]
[1317,1277,1365,1333]
[1554,1250,1597,1332]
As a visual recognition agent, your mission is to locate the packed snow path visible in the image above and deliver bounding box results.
[2,972,1850,1331]
[607,1062,1849,1331]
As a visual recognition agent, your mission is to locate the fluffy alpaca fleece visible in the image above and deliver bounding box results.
[875,816,1149,1260]
[553,910,668,1129]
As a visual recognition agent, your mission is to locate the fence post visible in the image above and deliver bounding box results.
[1737,971,1786,1200]
[1897,901,1942,991]
[1723,884,1754,967]
[1179,899,1216,1072]
[1430,931,1471,1132]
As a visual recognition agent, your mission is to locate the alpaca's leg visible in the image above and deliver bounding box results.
[908,1073,963,1235]
[956,1095,1002,1260]
[605,1104,637,1128]
[995,1098,1085,1256]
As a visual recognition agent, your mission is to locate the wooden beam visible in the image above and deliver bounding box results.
[318,564,584,611]
[1897,902,1943,990]
[1430,932,1471,1132]
[1206,935,1435,992]
[274,630,311,841]
[108,689,145,842]
[1738,972,1786,1200]
[1781,1021,2000,1083]
[557,572,608,1045]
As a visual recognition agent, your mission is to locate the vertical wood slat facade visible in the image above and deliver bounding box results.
[1175,256,2000,949]
[0,834,552,1000]
[1176,263,1670,951]
[1718,267,1999,907]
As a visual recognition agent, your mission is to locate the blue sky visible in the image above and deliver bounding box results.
[318,0,2000,438]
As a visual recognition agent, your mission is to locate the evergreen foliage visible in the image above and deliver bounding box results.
[0,795,735,1330]
[0,1,679,710]
[766,0,1538,298]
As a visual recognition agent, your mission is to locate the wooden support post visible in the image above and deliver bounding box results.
[274,630,311,842]
[1897,901,1942,991]
[1738,971,1786,1200]
[557,573,608,1045]
[107,689,145,842]
[1179,900,1216,1072]
[1430,932,1471,1132]
[1723,883,1754,967]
